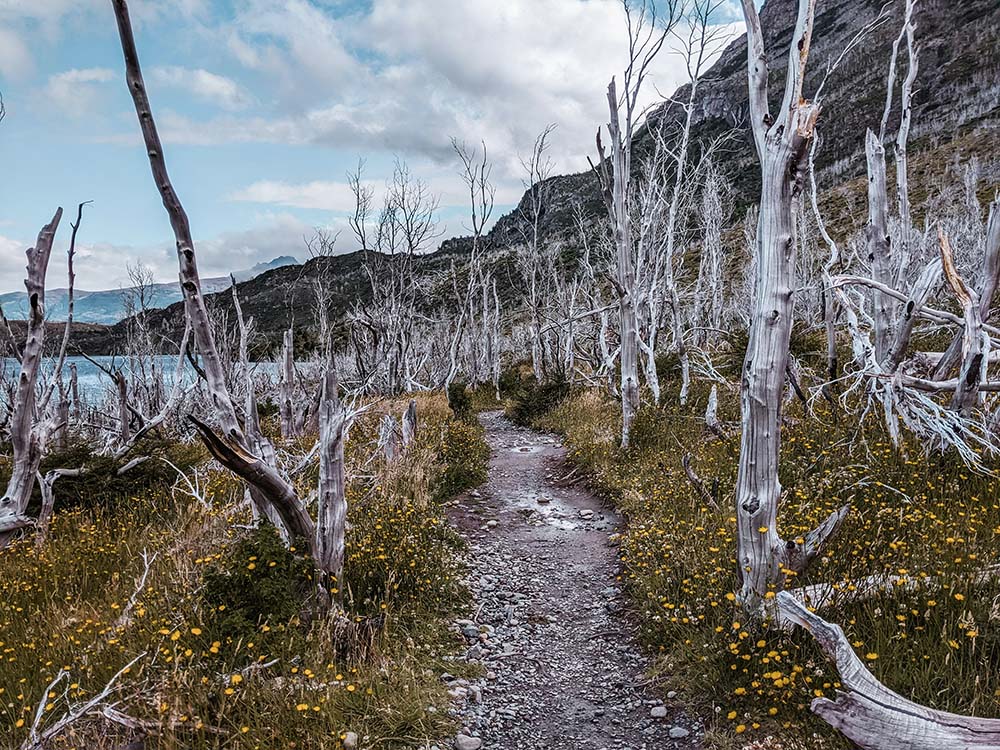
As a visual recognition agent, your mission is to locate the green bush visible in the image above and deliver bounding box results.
[436,418,489,499]
[502,366,570,426]
[201,525,315,644]
[447,380,473,421]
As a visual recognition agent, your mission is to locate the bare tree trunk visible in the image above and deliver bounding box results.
[69,363,80,424]
[603,79,641,448]
[735,0,848,613]
[113,0,314,548]
[401,399,417,449]
[941,229,988,415]
[378,414,398,461]
[316,368,347,599]
[113,371,131,444]
[866,130,895,362]
[934,198,1000,379]
[279,327,296,438]
[883,258,941,371]
[0,209,62,543]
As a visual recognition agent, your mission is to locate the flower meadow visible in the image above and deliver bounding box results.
[0,394,488,749]
[537,383,1000,749]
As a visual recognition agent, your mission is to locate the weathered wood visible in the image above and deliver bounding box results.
[189,415,315,543]
[0,209,62,543]
[735,0,838,612]
[866,129,894,361]
[401,399,417,449]
[940,228,988,415]
[378,414,399,461]
[883,257,942,371]
[934,198,1000,379]
[316,368,348,593]
[603,78,641,447]
[112,0,240,438]
[113,0,314,547]
[777,592,1000,750]
[279,327,296,438]
[681,454,719,510]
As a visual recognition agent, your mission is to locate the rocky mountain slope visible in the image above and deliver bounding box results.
[69,0,1000,354]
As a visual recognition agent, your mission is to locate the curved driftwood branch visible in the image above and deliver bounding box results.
[776,591,1000,749]
[188,416,315,544]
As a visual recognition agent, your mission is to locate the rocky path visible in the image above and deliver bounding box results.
[445,411,702,750]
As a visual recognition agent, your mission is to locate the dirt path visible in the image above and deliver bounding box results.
[446,411,702,750]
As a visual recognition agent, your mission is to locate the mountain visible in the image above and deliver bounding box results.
[70,0,1000,354]
[0,256,299,325]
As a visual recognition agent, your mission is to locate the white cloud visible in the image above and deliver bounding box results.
[161,0,739,183]
[151,66,254,111]
[0,235,27,294]
[43,67,116,117]
[229,180,360,211]
[0,215,325,294]
[0,27,32,79]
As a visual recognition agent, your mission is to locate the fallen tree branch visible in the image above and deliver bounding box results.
[776,592,1000,750]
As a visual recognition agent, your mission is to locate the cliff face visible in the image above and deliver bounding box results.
[487,0,1000,244]
[76,0,1000,354]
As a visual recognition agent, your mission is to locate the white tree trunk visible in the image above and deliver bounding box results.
[316,368,348,598]
[0,209,62,543]
[735,0,848,613]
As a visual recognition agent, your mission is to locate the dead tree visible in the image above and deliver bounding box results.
[591,0,680,447]
[647,0,728,405]
[516,126,557,383]
[777,592,1000,750]
[0,210,63,544]
[279,327,298,438]
[112,0,314,547]
[446,138,496,394]
[940,228,989,415]
[316,368,348,598]
[734,0,848,614]
[401,399,417,450]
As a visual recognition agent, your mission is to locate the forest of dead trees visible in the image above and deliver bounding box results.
[1,0,999,748]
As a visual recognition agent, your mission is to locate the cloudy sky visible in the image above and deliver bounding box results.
[0,0,742,294]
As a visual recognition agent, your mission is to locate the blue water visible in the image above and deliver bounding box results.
[1,356,279,401]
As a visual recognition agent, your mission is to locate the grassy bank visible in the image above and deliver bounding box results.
[531,380,1000,748]
[0,394,488,749]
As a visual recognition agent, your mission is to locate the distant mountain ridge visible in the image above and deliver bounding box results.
[0,256,299,325]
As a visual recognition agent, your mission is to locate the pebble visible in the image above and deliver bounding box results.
[342,731,359,749]
[446,413,699,749]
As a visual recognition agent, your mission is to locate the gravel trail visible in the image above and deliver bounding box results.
[445,411,702,750]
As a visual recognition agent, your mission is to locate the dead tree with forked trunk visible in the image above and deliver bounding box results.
[591,0,681,447]
[0,210,64,546]
[733,0,850,615]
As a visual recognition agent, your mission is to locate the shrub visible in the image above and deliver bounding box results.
[201,525,315,644]
[502,367,570,426]
[436,417,489,499]
[447,380,473,421]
